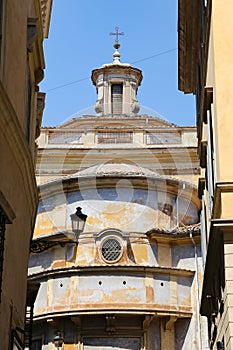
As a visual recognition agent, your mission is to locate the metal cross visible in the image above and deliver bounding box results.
[110,26,124,43]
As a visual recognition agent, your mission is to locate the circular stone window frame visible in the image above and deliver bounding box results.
[100,235,123,264]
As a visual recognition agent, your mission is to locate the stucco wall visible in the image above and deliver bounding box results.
[35,186,199,238]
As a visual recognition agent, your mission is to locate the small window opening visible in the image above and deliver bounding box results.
[111,84,123,114]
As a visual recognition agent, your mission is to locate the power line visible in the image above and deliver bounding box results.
[131,47,177,64]
[47,77,89,92]
[46,47,177,93]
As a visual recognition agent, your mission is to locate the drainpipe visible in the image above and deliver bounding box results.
[190,232,202,350]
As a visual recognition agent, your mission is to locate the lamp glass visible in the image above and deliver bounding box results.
[70,209,87,232]
[53,332,64,347]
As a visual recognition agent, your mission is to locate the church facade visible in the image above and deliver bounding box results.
[29,41,208,349]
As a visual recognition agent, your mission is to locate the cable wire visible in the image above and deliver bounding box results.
[46,47,177,92]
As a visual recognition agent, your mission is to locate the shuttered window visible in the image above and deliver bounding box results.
[111,84,122,114]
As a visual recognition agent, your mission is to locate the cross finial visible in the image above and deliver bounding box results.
[110,26,124,44]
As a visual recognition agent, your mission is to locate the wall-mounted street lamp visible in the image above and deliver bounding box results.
[30,207,87,253]
[217,341,224,350]
[53,332,64,349]
[70,207,87,236]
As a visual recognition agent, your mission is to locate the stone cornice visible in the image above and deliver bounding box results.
[32,307,192,322]
[39,0,53,38]
[41,125,196,132]
[146,223,201,244]
[178,0,201,93]
[28,264,194,281]
[29,2,46,83]
[146,223,200,236]
[91,64,143,86]
[51,114,177,129]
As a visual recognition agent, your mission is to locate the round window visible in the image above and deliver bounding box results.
[101,238,122,263]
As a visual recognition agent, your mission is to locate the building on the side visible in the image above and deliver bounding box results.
[0,1,52,349]
[178,0,233,349]
[28,39,208,349]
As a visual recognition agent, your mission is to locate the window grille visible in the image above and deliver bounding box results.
[97,132,133,144]
[101,238,122,262]
[146,132,181,145]
[48,132,82,144]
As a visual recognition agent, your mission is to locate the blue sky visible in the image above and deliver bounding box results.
[40,1,195,127]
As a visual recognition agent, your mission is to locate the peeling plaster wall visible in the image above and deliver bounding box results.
[32,271,194,317]
[77,274,146,305]
[153,275,171,305]
[34,187,199,238]
[29,251,52,273]
[172,245,202,269]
